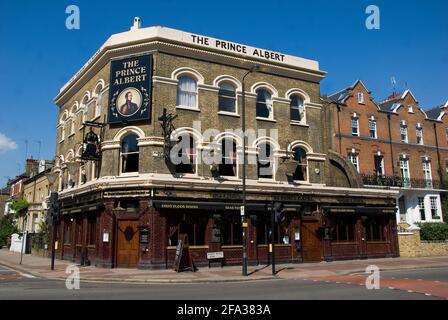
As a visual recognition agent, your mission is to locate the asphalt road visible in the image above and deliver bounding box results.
[0,265,446,300]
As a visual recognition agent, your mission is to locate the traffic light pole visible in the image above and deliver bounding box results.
[51,219,56,270]
[271,200,276,275]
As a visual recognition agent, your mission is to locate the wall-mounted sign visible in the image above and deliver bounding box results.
[108,54,152,124]
[103,232,109,243]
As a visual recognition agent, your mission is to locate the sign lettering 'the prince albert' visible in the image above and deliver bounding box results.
[108,54,152,124]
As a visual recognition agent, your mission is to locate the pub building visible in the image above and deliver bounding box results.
[52,19,399,269]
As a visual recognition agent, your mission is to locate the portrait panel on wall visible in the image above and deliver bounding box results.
[108,54,152,124]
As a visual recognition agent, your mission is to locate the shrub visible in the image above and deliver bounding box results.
[0,215,18,248]
[417,223,448,241]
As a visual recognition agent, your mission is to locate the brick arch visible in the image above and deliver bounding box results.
[327,150,363,188]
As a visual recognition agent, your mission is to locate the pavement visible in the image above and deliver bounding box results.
[1,249,447,285]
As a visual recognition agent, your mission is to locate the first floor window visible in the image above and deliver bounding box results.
[369,120,377,139]
[422,160,432,188]
[292,147,307,181]
[430,197,439,218]
[121,133,139,173]
[256,89,273,119]
[348,152,359,172]
[290,95,305,122]
[374,155,384,177]
[401,126,408,143]
[400,158,410,187]
[351,118,359,136]
[218,82,236,113]
[177,76,197,108]
[219,139,237,177]
[416,127,423,145]
[258,143,274,179]
[418,197,426,221]
[174,135,196,174]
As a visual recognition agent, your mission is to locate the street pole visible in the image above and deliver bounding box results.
[19,216,27,265]
[241,65,260,277]
[51,217,56,270]
[271,200,276,275]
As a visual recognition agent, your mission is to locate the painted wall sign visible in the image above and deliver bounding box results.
[108,54,152,124]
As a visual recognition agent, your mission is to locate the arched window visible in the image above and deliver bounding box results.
[120,134,139,173]
[219,139,237,177]
[256,89,273,119]
[174,135,196,174]
[257,143,274,179]
[177,76,197,108]
[292,147,308,181]
[218,82,236,113]
[290,95,305,122]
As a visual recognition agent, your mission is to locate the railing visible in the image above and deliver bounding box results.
[361,174,445,190]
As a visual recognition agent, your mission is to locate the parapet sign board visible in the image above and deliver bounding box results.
[108,54,152,124]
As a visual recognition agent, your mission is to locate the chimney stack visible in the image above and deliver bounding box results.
[130,17,141,31]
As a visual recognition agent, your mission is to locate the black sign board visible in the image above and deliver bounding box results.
[173,234,196,273]
[139,226,149,244]
[108,54,152,124]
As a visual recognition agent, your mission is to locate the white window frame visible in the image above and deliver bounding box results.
[358,92,365,104]
[422,160,433,188]
[176,75,199,110]
[430,197,439,219]
[400,126,408,143]
[416,127,424,145]
[218,81,237,115]
[369,119,377,139]
[400,158,410,187]
[351,118,359,136]
[348,153,359,172]
[418,197,426,221]
[120,134,140,175]
[255,88,274,121]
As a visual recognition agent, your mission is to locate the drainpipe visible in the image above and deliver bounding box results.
[433,122,443,187]
[337,104,342,154]
[387,113,395,175]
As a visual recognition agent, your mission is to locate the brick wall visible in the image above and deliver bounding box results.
[398,229,448,257]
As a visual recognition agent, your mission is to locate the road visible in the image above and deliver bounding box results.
[0,264,447,300]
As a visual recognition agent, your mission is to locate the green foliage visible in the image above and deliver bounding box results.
[0,215,18,248]
[441,193,448,223]
[417,222,448,241]
[11,198,28,218]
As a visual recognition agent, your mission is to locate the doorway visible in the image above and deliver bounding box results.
[301,220,322,262]
[116,220,139,268]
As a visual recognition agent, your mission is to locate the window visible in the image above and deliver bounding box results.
[366,218,386,241]
[416,127,423,145]
[88,216,96,246]
[445,160,448,176]
[222,213,242,245]
[292,147,307,181]
[408,105,414,113]
[177,76,197,108]
[70,119,75,135]
[258,143,274,179]
[374,155,384,177]
[348,152,359,172]
[219,139,237,177]
[400,158,410,187]
[290,95,305,122]
[430,197,439,218]
[358,92,365,104]
[172,214,208,246]
[400,126,408,143]
[422,160,432,188]
[256,213,288,245]
[332,217,356,242]
[418,197,426,221]
[64,219,72,244]
[256,89,273,119]
[218,82,236,113]
[369,119,377,139]
[94,84,104,118]
[351,118,359,136]
[174,135,196,174]
[120,133,139,173]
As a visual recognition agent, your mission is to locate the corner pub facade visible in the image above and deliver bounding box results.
[52,19,399,269]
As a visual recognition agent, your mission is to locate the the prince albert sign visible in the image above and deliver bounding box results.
[108,54,152,124]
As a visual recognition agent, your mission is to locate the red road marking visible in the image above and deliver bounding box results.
[0,274,23,280]
[317,275,448,299]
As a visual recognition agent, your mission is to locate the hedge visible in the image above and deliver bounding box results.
[417,223,448,241]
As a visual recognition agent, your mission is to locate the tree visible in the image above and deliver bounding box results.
[0,215,18,248]
[11,198,28,218]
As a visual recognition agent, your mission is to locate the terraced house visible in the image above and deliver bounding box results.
[329,80,447,227]
[51,20,399,269]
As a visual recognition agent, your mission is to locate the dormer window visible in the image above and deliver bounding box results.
[408,105,414,113]
[358,92,365,104]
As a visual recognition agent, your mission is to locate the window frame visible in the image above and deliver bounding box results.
[416,127,424,145]
[290,94,306,123]
[176,75,199,110]
[369,119,377,139]
[400,125,409,143]
[351,117,359,136]
[218,81,237,114]
[348,152,360,172]
[120,133,140,175]
[255,88,274,120]
[358,92,365,104]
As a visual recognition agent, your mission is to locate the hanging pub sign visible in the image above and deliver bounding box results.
[108,54,152,124]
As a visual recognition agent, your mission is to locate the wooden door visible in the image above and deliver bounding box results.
[301,221,322,262]
[116,220,140,268]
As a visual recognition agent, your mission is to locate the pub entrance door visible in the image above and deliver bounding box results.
[301,220,322,262]
[116,220,139,268]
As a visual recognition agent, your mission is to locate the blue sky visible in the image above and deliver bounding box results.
[0,0,447,187]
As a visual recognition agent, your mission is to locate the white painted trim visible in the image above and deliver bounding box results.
[250,82,278,97]
[287,141,313,153]
[175,105,201,112]
[171,67,205,84]
[113,126,146,142]
[213,75,242,91]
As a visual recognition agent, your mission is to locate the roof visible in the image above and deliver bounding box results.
[328,89,351,104]
[425,107,442,120]
[57,24,324,98]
